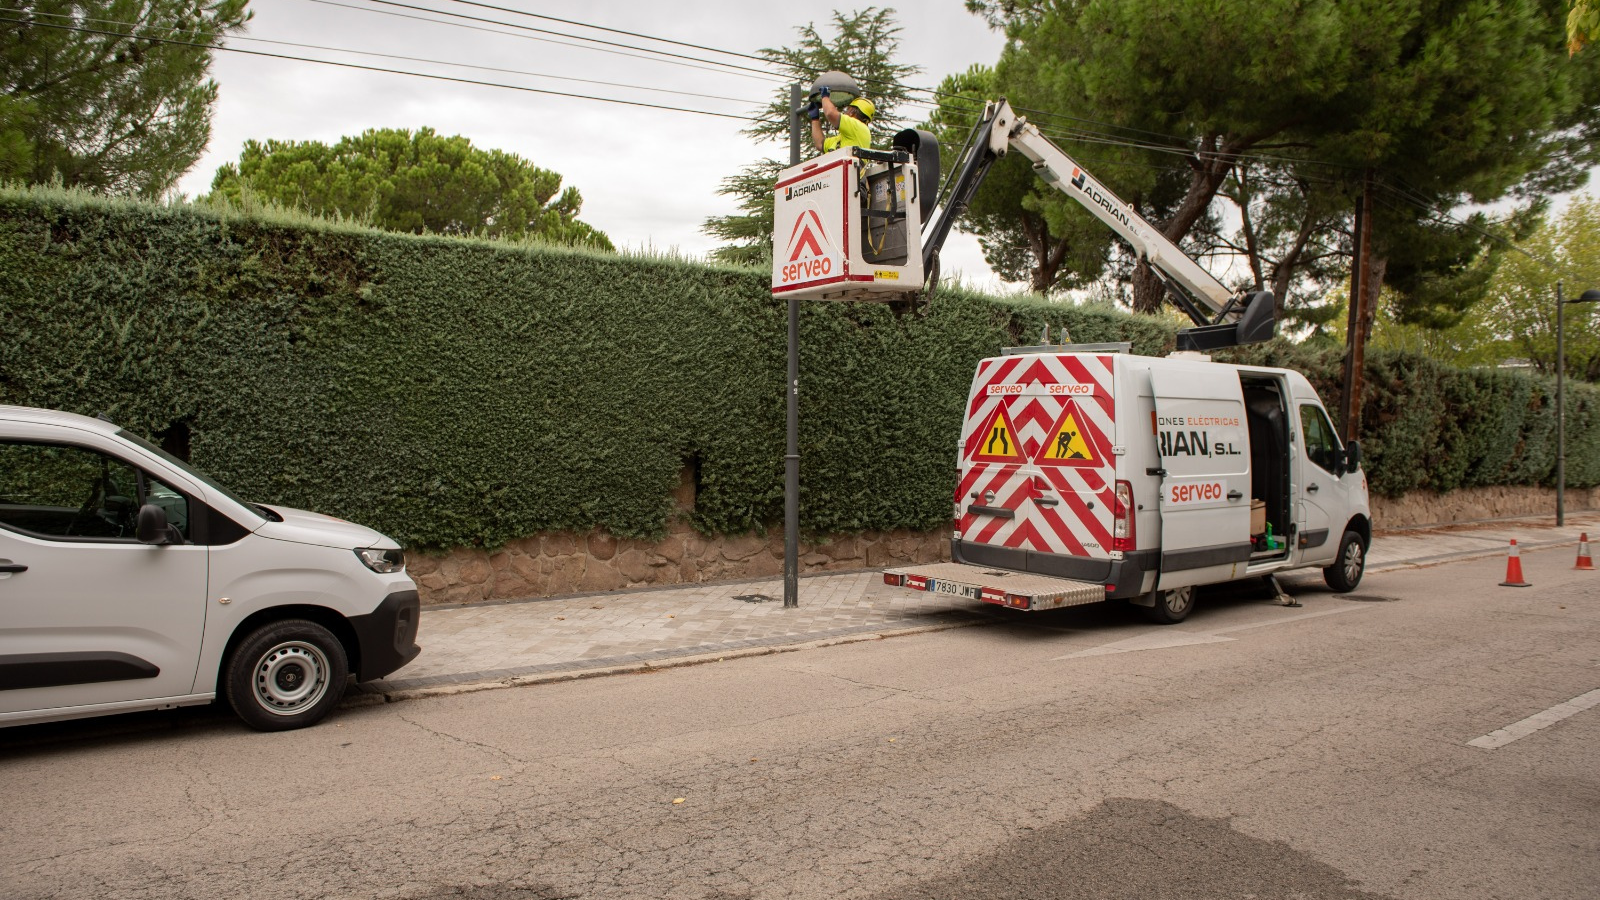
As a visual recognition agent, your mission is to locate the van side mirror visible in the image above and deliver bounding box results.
[1345,440,1362,472]
[137,504,182,545]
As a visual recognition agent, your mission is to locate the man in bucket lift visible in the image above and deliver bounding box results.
[808,84,875,152]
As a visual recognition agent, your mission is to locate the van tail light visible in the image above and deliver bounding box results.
[1112,480,1135,552]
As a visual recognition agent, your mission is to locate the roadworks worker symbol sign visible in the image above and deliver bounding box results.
[968,405,1028,464]
[1034,401,1098,467]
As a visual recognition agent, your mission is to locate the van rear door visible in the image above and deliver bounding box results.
[1150,365,1253,590]
[955,354,1117,567]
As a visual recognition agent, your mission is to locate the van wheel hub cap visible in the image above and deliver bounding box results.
[254,642,329,715]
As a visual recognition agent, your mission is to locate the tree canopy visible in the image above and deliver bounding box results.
[1437,195,1600,379]
[702,7,919,265]
[974,0,1376,311]
[206,127,613,249]
[1570,0,1600,53]
[921,64,1110,294]
[0,0,250,197]
[969,0,1600,324]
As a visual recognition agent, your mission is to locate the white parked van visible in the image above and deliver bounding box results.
[886,345,1371,623]
[0,406,420,730]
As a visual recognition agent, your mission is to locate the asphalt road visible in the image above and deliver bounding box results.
[2,547,1596,900]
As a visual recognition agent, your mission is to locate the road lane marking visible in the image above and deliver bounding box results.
[1052,605,1366,661]
[1210,605,1365,635]
[1468,688,1600,750]
[1054,631,1235,660]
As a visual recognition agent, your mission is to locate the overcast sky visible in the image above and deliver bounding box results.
[177,0,1016,290]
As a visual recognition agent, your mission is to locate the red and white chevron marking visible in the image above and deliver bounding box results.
[957,354,1116,558]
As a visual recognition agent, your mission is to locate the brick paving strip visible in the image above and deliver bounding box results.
[349,513,1600,708]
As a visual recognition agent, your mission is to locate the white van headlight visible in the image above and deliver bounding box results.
[356,547,406,573]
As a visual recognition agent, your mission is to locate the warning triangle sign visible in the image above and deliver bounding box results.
[1034,401,1099,468]
[968,405,1028,464]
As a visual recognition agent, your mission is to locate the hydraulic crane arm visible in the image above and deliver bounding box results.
[921,100,1274,346]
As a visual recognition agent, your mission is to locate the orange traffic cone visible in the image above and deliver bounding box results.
[1577,533,1595,571]
[1500,539,1532,587]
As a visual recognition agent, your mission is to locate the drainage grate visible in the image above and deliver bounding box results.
[735,593,776,604]
[1342,594,1398,602]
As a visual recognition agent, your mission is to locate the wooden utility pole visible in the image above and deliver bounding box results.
[1339,170,1375,442]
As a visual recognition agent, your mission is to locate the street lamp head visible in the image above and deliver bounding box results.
[1577,289,1600,303]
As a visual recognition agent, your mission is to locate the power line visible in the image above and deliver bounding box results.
[441,0,771,65]
[0,15,760,121]
[352,0,777,79]
[3,5,768,106]
[335,0,1208,152]
[305,0,779,82]
[326,0,1460,190]
[321,0,1265,160]
[10,0,1530,244]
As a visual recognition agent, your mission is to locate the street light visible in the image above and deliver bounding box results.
[1556,283,1600,525]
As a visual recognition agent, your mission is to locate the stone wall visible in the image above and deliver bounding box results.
[406,521,950,606]
[1368,485,1600,529]
[407,485,1600,606]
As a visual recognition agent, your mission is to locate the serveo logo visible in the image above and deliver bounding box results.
[783,256,832,282]
[1169,481,1224,503]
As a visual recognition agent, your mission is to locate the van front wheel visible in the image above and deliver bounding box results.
[1323,531,1367,593]
[1141,585,1195,625]
[225,620,349,731]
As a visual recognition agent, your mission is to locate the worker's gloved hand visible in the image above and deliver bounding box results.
[818,86,831,98]
[806,100,821,120]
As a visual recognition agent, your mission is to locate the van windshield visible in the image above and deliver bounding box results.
[116,429,268,520]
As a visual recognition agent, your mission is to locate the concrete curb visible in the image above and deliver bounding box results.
[343,619,984,709]
[344,528,1595,712]
[1366,530,1583,573]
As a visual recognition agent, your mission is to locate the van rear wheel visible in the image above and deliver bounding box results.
[1141,585,1195,625]
[225,620,349,731]
[1323,530,1367,593]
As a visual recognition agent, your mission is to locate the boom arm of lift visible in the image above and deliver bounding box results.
[917,100,1275,350]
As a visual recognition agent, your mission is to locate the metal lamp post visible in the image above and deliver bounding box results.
[1556,284,1600,526]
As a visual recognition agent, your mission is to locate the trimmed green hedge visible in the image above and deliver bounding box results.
[1223,343,1600,498]
[2,187,1595,550]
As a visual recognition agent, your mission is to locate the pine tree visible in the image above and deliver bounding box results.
[0,1,251,197]
[702,8,919,265]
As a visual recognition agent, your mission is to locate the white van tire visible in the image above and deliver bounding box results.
[1141,585,1195,625]
[225,620,349,731]
[1323,531,1367,593]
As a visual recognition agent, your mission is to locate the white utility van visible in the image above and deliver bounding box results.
[885,345,1370,623]
[0,406,420,730]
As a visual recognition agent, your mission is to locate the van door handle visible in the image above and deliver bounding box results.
[1307,483,1319,494]
[1227,490,1243,501]
[0,563,27,573]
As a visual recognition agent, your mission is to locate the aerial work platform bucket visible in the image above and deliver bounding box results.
[771,145,926,303]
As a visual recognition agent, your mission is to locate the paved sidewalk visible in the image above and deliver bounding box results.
[352,511,1600,705]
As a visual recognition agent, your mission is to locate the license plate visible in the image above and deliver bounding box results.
[932,579,979,600]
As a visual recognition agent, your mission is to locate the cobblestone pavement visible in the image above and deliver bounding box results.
[357,512,1600,701]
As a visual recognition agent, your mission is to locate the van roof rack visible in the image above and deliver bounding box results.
[1001,341,1132,356]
